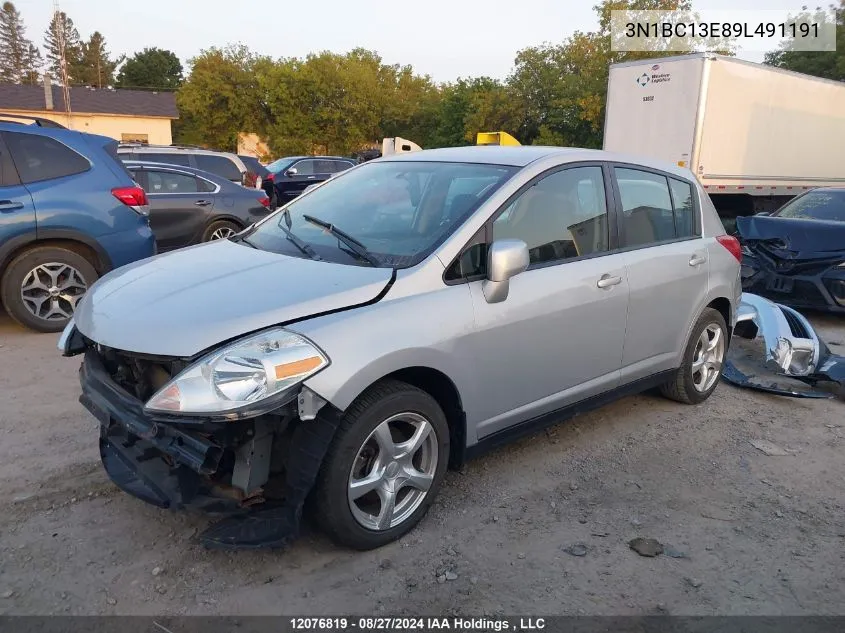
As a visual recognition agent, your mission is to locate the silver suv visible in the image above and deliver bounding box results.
[117,144,252,187]
[59,146,742,551]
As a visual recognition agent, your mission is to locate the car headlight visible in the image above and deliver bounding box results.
[144,328,328,416]
[837,261,845,269]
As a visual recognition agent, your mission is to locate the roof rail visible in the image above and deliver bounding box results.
[0,113,67,129]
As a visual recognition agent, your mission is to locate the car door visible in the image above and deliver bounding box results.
[277,159,320,202]
[0,133,36,247]
[140,168,216,251]
[611,165,710,382]
[459,163,630,439]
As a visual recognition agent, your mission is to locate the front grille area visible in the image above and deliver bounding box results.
[780,307,809,339]
[93,344,183,402]
[790,281,829,308]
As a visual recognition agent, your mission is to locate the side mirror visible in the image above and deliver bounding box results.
[482,239,530,304]
[285,167,298,177]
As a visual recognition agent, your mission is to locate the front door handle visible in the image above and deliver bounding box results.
[194,200,212,207]
[0,200,24,213]
[597,274,622,289]
[306,176,317,179]
[689,254,707,266]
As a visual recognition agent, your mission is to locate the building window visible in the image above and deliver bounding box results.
[121,133,149,144]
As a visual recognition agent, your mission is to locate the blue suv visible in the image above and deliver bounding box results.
[0,115,156,332]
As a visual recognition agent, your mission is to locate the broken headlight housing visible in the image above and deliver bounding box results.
[144,328,328,417]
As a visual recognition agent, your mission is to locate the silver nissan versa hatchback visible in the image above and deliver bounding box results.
[59,146,742,551]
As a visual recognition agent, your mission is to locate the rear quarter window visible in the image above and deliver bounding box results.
[3,131,91,184]
[195,154,242,181]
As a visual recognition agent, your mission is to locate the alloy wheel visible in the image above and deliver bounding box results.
[20,262,88,322]
[691,323,725,392]
[210,227,237,240]
[348,412,438,531]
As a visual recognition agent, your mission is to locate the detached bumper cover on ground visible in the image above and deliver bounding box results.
[722,293,845,398]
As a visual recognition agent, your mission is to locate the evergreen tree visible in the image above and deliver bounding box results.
[43,10,82,83]
[0,2,40,83]
[78,31,120,87]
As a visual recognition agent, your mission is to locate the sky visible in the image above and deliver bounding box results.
[14,0,816,82]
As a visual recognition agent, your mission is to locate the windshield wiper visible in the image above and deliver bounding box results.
[279,224,321,261]
[302,214,380,266]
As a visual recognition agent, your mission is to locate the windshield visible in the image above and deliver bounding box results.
[773,190,845,222]
[245,161,518,267]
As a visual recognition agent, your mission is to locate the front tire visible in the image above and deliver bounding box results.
[312,380,450,550]
[660,307,728,405]
[1,246,98,333]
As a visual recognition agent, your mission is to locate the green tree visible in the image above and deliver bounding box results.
[176,45,265,150]
[764,2,844,81]
[507,0,724,148]
[0,2,41,83]
[77,32,121,87]
[43,10,82,83]
[116,47,183,89]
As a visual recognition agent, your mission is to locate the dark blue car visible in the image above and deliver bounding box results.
[0,115,156,332]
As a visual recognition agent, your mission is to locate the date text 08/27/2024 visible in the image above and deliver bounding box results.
[289,618,548,631]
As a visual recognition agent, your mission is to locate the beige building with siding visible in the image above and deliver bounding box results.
[0,83,178,144]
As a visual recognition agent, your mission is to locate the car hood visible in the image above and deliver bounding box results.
[736,216,845,260]
[73,239,393,357]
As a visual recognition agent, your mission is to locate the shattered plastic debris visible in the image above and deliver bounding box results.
[722,293,845,400]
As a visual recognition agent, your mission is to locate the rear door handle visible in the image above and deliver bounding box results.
[0,200,24,213]
[689,254,707,266]
[194,200,212,207]
[597,274,622,289]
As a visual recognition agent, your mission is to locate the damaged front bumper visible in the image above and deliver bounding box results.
[80,350,271,513]
[722,293,845,398]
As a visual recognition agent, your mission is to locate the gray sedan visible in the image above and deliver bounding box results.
[124,161,273,251]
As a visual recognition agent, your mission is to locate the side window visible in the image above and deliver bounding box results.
[492,166,609,265]
[333,160,354,173]
[615,168,675,247]
[143,152,191,167]
[195,154,242,181]
[292,160,316,176]
[669,177,697,238]
[146,170,201,194]
[4,131,90,184]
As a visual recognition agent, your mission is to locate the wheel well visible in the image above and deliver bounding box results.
[707,297,733,340]
[1,239,105,275]
[383,367,466,470]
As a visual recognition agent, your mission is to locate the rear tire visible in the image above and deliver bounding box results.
[312,380,450,550]
[1,246,98,333]
[660,307,728,405]
[202,220,241,242]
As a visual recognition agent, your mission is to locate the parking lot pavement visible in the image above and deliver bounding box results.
[1,309,844,616]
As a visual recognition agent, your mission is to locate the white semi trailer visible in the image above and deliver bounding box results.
[603,53,845,220]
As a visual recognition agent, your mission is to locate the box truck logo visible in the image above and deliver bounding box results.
[636,73,650,87]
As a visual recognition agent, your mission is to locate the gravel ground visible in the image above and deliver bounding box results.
[1,309,844,616]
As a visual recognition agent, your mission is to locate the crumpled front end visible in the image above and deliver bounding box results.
[72,334,343,550]
[722,292,845,398]
[736,215,845,313]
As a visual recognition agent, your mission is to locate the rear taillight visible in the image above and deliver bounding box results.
[716,234,742,263]
[112,186,149,216]
[259,195,271,208]
[265,173,274,182]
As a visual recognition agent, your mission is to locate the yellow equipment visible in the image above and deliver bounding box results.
[476,131,521,146]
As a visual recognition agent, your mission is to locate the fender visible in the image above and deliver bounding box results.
[0,229,113,273]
